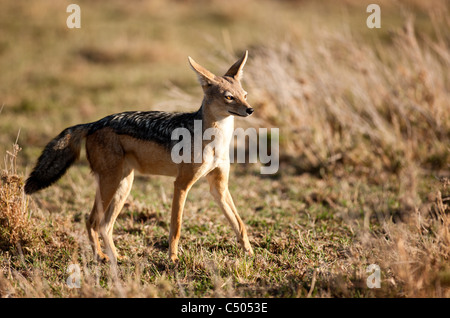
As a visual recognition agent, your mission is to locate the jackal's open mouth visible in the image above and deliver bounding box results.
[228,110,247,117]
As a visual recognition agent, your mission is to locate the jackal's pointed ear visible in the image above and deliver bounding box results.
[188,56,218,89]
[224,50,248,81]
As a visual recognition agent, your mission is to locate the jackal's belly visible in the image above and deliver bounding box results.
[120,135,178,177]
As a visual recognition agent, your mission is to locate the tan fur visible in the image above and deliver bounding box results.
[57,52,254,263]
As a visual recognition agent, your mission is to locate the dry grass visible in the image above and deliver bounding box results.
[247,15,449,175]
[0,0,449,298]
[0,137,34,252]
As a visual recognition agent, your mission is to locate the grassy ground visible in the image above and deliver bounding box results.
[0,0,449,298]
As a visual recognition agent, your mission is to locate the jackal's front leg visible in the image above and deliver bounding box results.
[223,189,253,255]
[168,179,191,262]
[207,168,253,256]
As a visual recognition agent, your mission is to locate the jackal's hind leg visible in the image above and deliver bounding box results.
[103,169,134,262]
[87,170,124,263]
[86,189,108,262]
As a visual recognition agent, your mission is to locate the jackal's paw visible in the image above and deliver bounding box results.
[117,255,128,263]
[96,253,110,263]
[245,246,254,256]
[169,253,179,263]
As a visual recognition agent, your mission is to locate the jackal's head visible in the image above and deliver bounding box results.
[188,51,254,118]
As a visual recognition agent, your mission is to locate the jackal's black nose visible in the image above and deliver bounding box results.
[246,108,254,115]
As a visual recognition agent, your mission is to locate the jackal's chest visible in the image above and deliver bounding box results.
[170,116,233,164]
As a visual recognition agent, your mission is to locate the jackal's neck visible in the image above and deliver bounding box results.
[198,100,235,134]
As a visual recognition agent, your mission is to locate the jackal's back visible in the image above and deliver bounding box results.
[89,110,202,149]
[25,110,202,194]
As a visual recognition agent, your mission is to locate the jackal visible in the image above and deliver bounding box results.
[25,51,254,263]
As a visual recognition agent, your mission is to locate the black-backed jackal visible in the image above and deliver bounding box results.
[25,52,254,263]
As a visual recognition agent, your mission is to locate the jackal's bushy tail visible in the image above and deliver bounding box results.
[25,124,89,194]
